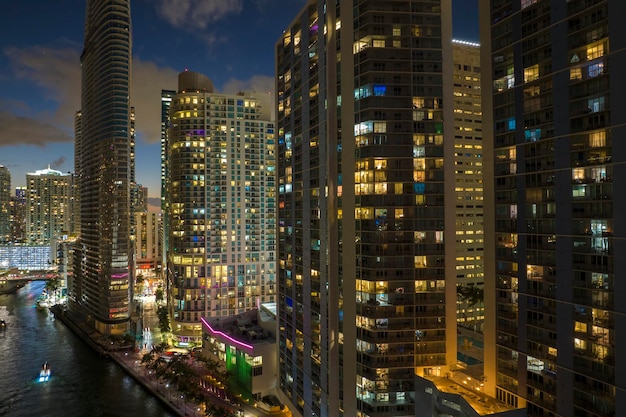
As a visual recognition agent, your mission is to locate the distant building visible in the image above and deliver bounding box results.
[135,211,161,272]
[165,71,276,347]
[0,166,10,243]
[451,40,485,330]
[10,187,27,243]
[161,89,175,272]
[26,167,72,245]
[0,245,51,271]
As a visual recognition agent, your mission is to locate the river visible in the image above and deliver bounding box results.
[0,280,173,417]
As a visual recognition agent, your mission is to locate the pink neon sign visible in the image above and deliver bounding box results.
[200,317,254,350]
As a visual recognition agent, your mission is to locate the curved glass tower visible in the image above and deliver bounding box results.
[73,0,133,335]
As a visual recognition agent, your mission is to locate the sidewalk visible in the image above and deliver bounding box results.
[111,349,236,417]
[51,304,241,416]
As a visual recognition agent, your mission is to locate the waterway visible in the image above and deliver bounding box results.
[0,280,173,417]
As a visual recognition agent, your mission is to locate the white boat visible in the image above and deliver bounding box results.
[38,362,51,382]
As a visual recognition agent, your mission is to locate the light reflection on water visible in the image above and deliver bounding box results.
[0,281,173,417]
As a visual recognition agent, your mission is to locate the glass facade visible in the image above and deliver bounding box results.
[277,1,455,416]
[73,0,133,334]
[483,0,626,415]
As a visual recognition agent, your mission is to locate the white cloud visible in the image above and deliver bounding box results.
[156,0,243,30]
[2,46,179,146]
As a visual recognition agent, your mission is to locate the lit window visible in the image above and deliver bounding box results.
[524,64,539,82]
[586,43,605,60]
[570,68,582,80]
[588,62,604,77]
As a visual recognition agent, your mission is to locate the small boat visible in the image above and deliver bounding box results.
[38,362,51,382]
[36,297,50,311]
[0,319,6,330]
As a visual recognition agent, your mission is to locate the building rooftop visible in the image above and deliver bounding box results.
[201,307,276,353]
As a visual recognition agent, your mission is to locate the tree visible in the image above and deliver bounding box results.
[157,305,171,333]
[44,277,60,296]
[457,284,484,308]
[155,286,164,304]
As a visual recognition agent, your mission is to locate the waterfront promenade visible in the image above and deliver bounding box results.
[50,304,238,416]
[50,304,288,417]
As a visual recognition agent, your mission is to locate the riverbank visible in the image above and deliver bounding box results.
[49,304,207,416]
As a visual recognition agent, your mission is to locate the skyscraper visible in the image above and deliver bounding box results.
[161,89,175,269]
[451,40,485,330]
[277,1,458,415]
[481,1,626,415]
[10,187,27,243]
[0,165,10,244]
[72,0,133,335]
[165,71,276,346]
[26,167,72,245]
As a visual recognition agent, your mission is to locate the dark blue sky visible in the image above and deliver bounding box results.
[0,0,478,199]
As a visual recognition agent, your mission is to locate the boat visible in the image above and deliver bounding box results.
[38,362,51,382]
[36,298,50,311]
[0,319,5,330]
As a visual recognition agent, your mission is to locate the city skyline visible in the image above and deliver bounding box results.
[0,0,478,199]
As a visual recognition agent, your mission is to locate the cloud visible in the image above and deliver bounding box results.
[4,46,81,137]
[221,75,275,120]
[156,0,243,30]
[131,59,179,143]
[0,111,72,146]
[1,46,179,147]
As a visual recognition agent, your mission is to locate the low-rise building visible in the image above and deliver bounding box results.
[201,303,277,401]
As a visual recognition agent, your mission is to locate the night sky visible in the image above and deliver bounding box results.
[0,0,478,201]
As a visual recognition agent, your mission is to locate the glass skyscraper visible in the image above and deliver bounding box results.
[276,1,459,416]
[0,165,10,244]
[72,0,133,335]
[481,0,626,415]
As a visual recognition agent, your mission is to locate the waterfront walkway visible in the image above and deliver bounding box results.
[50,304,286,417]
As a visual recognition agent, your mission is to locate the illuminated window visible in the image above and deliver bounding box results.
[588,96,605,113]
[570,68,582,80]
[524,64,539,82]
[373,39,385,48]
[415,256,427,268]
[587,44,604,60]
[588,62,604,77]
[574,321,588,333]
[572,168,584,181]
[521,0,538,9]
[413,97,425,108]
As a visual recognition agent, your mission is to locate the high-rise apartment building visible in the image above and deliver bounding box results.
[26,167,72,245]
[72,0,133,335]
[276,1,459,416]
[135,211,161,271]
[481,1,626,415]
[0,165,10,243]
[10,187,27,243]
[73,111,82,237]
[165,71,276,346]
[161,89,175,269]
[451,40,485,330]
